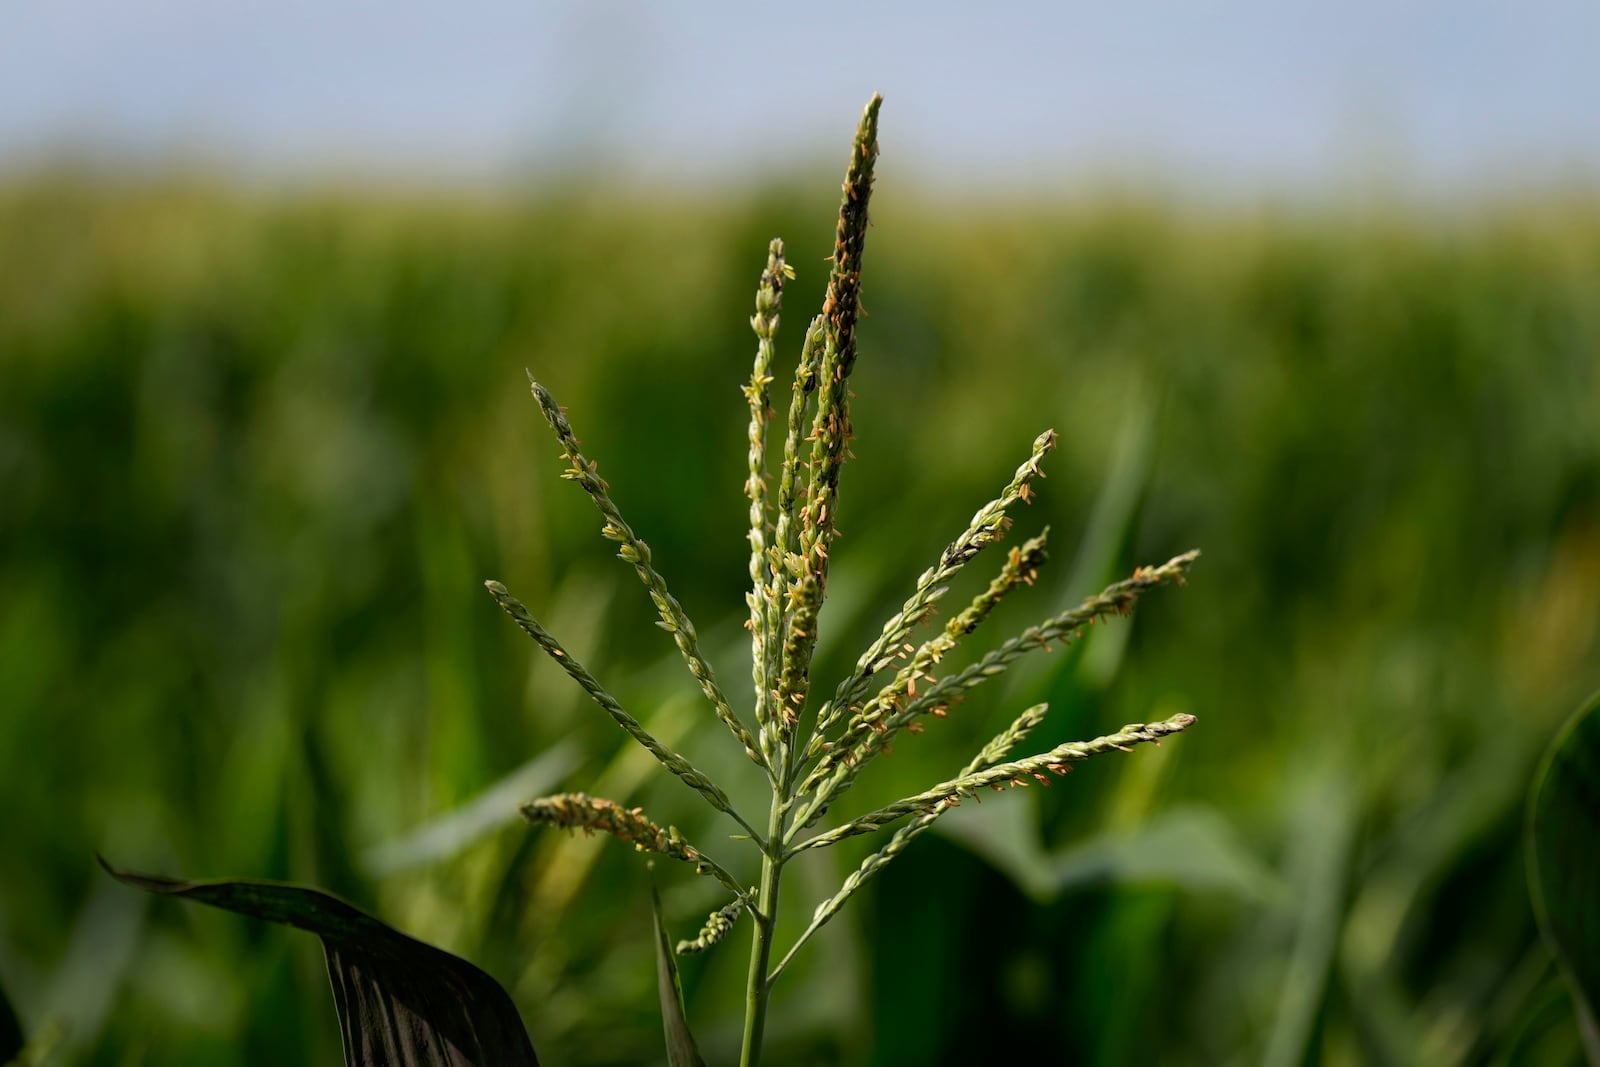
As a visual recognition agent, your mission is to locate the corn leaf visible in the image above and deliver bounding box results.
[0,976,20,1064]
[650,875,706,1067]
[101,858,538,1066]
[1527,689,1600,1065]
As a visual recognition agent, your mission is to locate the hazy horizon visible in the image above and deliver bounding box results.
[3,2,1597,198]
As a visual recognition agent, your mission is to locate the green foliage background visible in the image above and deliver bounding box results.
[2,174,1598,1065]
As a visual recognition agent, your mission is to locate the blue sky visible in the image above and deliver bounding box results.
[2,1,1596,195]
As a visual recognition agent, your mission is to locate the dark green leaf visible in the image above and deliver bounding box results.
[1527,689,1600,1065]
[0,974,21,1063]
[650,874,706,1067]
[100,858,538,1067]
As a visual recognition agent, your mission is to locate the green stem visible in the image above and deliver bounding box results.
[740,770,789,1065]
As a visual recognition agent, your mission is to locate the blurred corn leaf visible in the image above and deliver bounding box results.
[28,868,146,1062]
[361,740,580,877]
[100,859,539,1066]
[1527,689,1600,1064]
[1263,769,1356,1067]
[0,978,20,1063]
[937,798,1281,905]
[650,874,706,1067]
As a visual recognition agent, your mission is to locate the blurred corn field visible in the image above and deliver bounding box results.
[2,174,1598,1065]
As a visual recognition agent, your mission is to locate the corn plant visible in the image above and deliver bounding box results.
[97,94,1199,1067]
[490,93,1199,1066]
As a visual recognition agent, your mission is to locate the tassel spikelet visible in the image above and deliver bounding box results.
[520,793,746,898]
[676,897,748,956]
[774,96,882,732]
[789,714,1199,855]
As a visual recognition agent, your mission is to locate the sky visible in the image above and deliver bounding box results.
[2,1,1597,196]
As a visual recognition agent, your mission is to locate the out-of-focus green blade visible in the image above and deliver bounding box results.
[650,875,706,1067]
[361,740,580,877]
[0,975,21,1063]
[101,858,539,1066]
[1527,689,1600,1064]
[937,799,1282,905]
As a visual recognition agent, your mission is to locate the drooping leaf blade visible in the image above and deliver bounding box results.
[100,858,538,1067]
[650,874,706,1067]
[1527,689,1600,1064]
